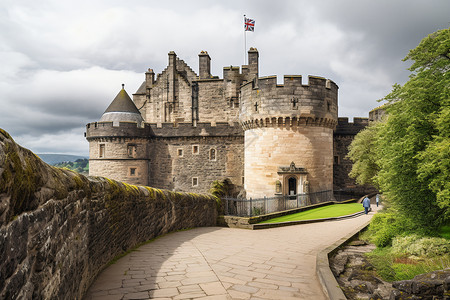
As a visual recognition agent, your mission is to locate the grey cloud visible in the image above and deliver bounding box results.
[0,0,448,155]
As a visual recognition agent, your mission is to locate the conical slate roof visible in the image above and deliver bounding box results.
[104,84,140,114]
[99,85,144,124]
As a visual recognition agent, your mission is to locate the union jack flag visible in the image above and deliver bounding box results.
[244,17,255,32]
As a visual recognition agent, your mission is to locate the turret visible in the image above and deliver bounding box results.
[86,85,149,186]
[240,74,339,199]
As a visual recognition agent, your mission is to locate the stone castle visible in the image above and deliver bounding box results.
[85,48,371,199]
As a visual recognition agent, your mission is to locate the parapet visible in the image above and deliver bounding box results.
[253,75,338,90]
[85,121,244,140]
[85,121,151,140]
[334,117,369,135]
[239,74,339,128]
[149,122,243,138]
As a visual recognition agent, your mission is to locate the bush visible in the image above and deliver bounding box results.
[364,209,422,247]
[365,211,402,247]
[392,234,450,257]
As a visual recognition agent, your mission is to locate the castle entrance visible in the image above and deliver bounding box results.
[288,177,297,199]
[278,162,308,202]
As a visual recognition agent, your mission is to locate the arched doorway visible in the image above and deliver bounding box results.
[288,177,297,199]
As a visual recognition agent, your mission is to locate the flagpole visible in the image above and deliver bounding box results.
[244,14,247,65]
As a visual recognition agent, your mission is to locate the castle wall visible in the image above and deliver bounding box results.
[244,126,333,198]
[86,121,244,193]
[89,159,149,186]
[149,136,244,193]
[240,75,338,122]
[333,117,377,197]
[0,130,217,299]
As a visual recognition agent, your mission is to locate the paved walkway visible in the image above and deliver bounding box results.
[85,207,379,300]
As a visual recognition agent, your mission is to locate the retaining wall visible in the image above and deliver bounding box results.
[0,128,218,299]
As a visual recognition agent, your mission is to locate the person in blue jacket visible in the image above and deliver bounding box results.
[362,196,371,214]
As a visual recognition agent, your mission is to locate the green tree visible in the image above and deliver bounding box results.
[349,28,450,231]
[347,122,382,186]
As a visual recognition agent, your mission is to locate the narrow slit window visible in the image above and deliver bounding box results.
[192,145,199,155]
[192,177,198,187]
[99,144,105,158]
[127,144,137,158]
[209,148,216,161]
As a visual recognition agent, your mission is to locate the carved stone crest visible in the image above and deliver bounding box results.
[278,162,307,174]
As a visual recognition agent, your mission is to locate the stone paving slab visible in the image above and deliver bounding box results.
[85,208,378,299]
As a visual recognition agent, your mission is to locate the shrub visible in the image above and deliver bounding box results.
[364,209,423,247]
[392,234,450,257]
[365,211,402,247]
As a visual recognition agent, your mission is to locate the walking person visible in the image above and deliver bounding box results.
[376,194,380,207]
[362,196,371,214]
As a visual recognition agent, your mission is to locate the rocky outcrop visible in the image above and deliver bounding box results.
[0,128,218,299]
[330,239,450,300]
[390,270,450,299]
[330,240,393,299]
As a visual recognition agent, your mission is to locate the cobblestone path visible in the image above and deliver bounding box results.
[85,210,376,299]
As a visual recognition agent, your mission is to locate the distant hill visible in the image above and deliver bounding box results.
[37,154,88,165]
[53,159,89,175]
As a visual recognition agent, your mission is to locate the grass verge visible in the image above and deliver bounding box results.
[259,203,363,224]
[365,246,450,281]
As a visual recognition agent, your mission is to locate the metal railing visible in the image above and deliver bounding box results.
[223,190,333,217]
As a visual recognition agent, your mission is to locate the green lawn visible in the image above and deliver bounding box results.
[259,203,364,224]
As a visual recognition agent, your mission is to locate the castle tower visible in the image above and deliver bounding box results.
[86,85,150,186]
[240,75,338,199]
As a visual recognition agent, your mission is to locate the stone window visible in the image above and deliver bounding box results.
[291,97,299,110]
[177,148,183,157]
[230,97,238,108]
[127,144,137,158]
[327,101,331,112]
[209,148,216,161]
[241,176,245,185]
[192,177,198,187]
[192,145,199,155]
[99,144,105,158]
[129,167,137,177]
[334,155,340,165]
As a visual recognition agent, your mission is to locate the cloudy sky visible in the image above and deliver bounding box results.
[1,0,449,156]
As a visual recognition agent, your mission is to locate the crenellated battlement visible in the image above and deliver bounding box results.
[241,115,337,130]
[85,121,243,140]
[239,74,338,129]
[251,75,338,90]
[334,117,369,135]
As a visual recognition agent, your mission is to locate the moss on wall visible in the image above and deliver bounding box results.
[0,127,218,299]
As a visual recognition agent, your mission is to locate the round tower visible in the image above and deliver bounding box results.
[240,75,338,199]
[85,85,150,186]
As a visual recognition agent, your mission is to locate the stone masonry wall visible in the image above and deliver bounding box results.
[88,137,149,186]
[333,117,377,196]
[0,129,218,300]
[244,126,334,198]
[197,79,240,124]
[148,136,244,194]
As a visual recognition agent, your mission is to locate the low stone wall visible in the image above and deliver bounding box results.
[0,129,218,299]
